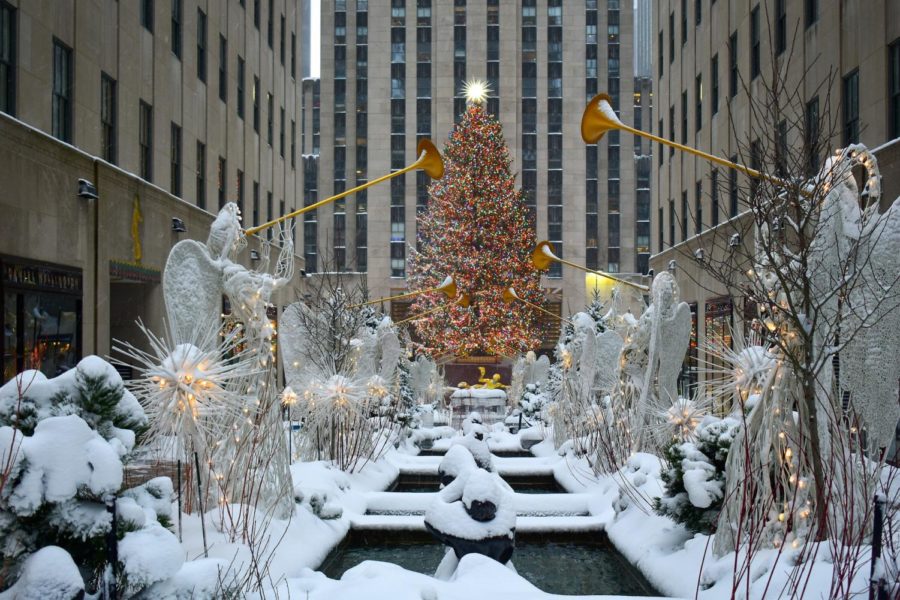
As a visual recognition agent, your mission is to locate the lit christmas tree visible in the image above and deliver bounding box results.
[408,81,543,357]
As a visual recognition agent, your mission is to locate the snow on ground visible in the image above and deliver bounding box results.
[136,423,876,599]
[265,553,662,600]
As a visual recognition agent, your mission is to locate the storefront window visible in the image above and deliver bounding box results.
[2,257,82,383]
[704,296,734,414]
[677,302,698,397]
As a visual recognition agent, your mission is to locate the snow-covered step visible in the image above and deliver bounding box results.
[348,514,606,533]
[363,491,592,517]
[395,457,556,477]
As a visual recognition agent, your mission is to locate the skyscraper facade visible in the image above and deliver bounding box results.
[314,0,652,345]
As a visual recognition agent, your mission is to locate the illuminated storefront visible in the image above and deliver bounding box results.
[2,256,82,383]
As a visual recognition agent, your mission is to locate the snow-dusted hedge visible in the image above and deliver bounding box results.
[654,415,740,534]
[0,357,179,597]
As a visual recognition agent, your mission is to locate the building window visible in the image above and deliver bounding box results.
[681,191,688,241]
[197,9,207,82]
[252,180,259,226]
[0,1,14,116]
[728,32,738,98]
[280,14,285,64]
[0,258,83,384]
[171,0,181,58]
[843,69,859,145]
[668,12,674,64]
[806,96,820,173]
[711,169,719,226]
[711,54,719,115]
[236,170,244,215]
[139,100,153,181]
[729,156,738,217]
[681,0,687,45]
[170,122,181,196]
[237,56,245,118]
[658,29,663,78]
[291,32,296,78]
[279,106,285,158]
[218,35,227,102]
[695,0,701,25]
[681,90,687,143]
[695,75,702,131]
[217,156,226,209]
[668,200,675,247]
[695,180,703,235]
[253,76,260,132]
[891,39,900,139]
[266,191,273,240]
[141,0,154,33]
[775,0,786,56]
[805,0,818,28]
[267,0,274,48]
[750,6,760,80]
[196,142,206,209]
[656,206,662,252]
[100,73,116,164]
[52,39,73,143]
[267,92,273,145]
[291,119,296,168]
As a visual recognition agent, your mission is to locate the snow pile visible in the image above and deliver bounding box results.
[439,445,478,485]
[4,415,122,515]
[450,432,493,472]
[118,524,185,589]
[425,469,516,541]
[0,546,84,600]
[0,355,147,443]
[122,476,175,523]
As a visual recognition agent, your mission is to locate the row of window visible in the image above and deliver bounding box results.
[0,4,298,185]
[143,0,297,82]
[660,0,815,81]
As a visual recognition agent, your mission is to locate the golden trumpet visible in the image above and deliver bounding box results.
[582,93,804,193]
[502,286,571,325]
[349,275,458,308]
[244,139,444,237]
[531,240,650,292]
[394,293,471,326]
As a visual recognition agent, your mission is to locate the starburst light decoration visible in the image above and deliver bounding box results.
[463,78,491,105]
[116,319,257,456]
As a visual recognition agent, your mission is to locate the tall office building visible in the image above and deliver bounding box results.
[652,0,900,391]
[0,0,308,382]
[313,0,650,346]
[634,0,653,78]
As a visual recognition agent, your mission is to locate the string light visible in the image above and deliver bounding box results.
[406,102,543,356]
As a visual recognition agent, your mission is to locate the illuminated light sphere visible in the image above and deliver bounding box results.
[463,79,491,105]
[115,320,258,456]
[281,385,299,406]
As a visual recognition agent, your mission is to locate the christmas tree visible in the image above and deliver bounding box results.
[408,85,543,357]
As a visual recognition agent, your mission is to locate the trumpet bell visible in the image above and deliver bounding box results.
[581,93,623,144]
[531,241,556,271]
[501,287,517,304]
[416,139,445,180]
[436,275,457,299]
[457,292,471,308]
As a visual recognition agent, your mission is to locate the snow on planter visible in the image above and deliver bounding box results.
[438,444,478,487]
[450,431,493,472]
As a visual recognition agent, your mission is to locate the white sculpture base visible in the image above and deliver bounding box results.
[449,388,508,428]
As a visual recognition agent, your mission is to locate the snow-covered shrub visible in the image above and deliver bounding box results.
[654,415,740,534]
[0,355,148,442]
[0,358,174,596]
[519,382,549,421]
